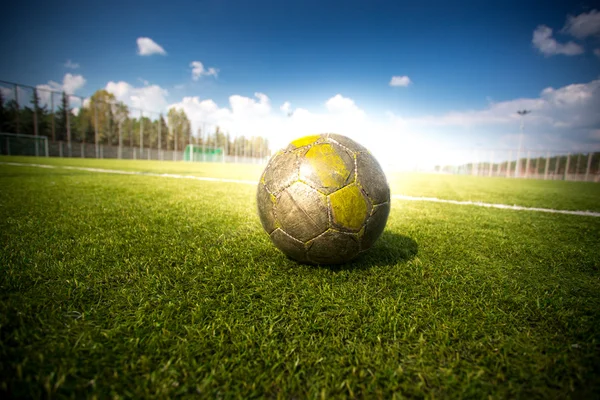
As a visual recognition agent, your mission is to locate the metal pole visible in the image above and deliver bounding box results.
[33,89,39,156]
[585,153,593,182]
[544,152,550,180]
[14,84,20,133]
[140,111,144,158]
[202,124,206,162]
[66,94,72,157]
[118,120,123,159]
[94,103,99,158]
[564,153,571,181]
[158,113,162,161]
[174,119,178,157]
[51,92,56,142]
[525,151,530,178]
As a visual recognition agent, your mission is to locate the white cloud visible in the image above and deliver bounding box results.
[325,94,366,118]
[190,61,218,80]
[64,59,79,69]
[105,81,169,113]
[532,25,584,56]
[562,9,600,39]
[33,73,86,107]
[280,101,292,114]
[395,79,599,129]
[164,77,600,170]
[389,76,412,87]
[168,93,374,155]
[136,37,166,56]
[63,73,86,94]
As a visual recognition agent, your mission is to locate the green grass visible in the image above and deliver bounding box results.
[4,156,600,212]
[1,156,599,398]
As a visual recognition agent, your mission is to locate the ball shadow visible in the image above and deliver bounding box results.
[304,231,418,271]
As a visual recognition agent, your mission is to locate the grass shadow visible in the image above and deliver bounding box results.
[306,231,418,271]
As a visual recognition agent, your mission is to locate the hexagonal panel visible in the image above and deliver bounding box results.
[263,150,299,195]
[356,152,390,205]
[285,134,324,151]
[270,228,308,262]
[361,203,390,250]
[306,230,360,264]
[298,143,355,194]
[329,184,370,232]
[326,133,368,154]
[256,182,277,234]
[275,182,329,243]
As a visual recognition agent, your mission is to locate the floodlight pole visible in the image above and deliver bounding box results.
[515,110,531,178]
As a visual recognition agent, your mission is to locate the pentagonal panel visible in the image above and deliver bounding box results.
[256,182,277,234]
[356,152,390,205]
[270,228,308,262]
[329,184,370,232]
[306,230,360,264]
[326,133,368,154]
[285,134,324,152]
[361,203,390,250]
[299,143,354,194]
[263,150,299,195]
[275,182,329,243]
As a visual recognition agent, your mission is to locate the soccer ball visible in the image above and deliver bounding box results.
[257,133,390,264]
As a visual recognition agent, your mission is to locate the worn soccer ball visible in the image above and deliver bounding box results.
[257,133,390,264]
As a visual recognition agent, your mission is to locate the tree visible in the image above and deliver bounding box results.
[87,90,117,144]
[167,108,190,151]
[54,92,70,141]
[0,90,6,133]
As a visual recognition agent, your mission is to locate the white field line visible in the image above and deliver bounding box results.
[392,194,600,217]
[2,161,599,218]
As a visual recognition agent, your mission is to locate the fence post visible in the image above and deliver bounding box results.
[139,111,144,159]
[66,93,72,157]
[51,92,56,142]
[94,103,99,158]
[33,88,39,156]
[564,153,571,181]
[158,113,162,161]
[118,121,123,159]
[585,153,593,182]
[14,84,20,134]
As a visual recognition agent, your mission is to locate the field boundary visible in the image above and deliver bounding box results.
[2,161,599,218]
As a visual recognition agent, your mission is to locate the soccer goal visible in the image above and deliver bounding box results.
[0,133,49,157]
[183,144,225,162]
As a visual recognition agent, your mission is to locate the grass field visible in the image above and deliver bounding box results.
[1,156,599,398]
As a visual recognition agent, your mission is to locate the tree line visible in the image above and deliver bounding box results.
[0,87,269,157]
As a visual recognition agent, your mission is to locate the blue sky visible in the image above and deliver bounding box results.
[1,0,599,166]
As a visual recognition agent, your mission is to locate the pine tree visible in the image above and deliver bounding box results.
[54,92,70,141]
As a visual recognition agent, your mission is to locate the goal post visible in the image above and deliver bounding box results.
[183,144,225,163]
[0,133,49,157]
